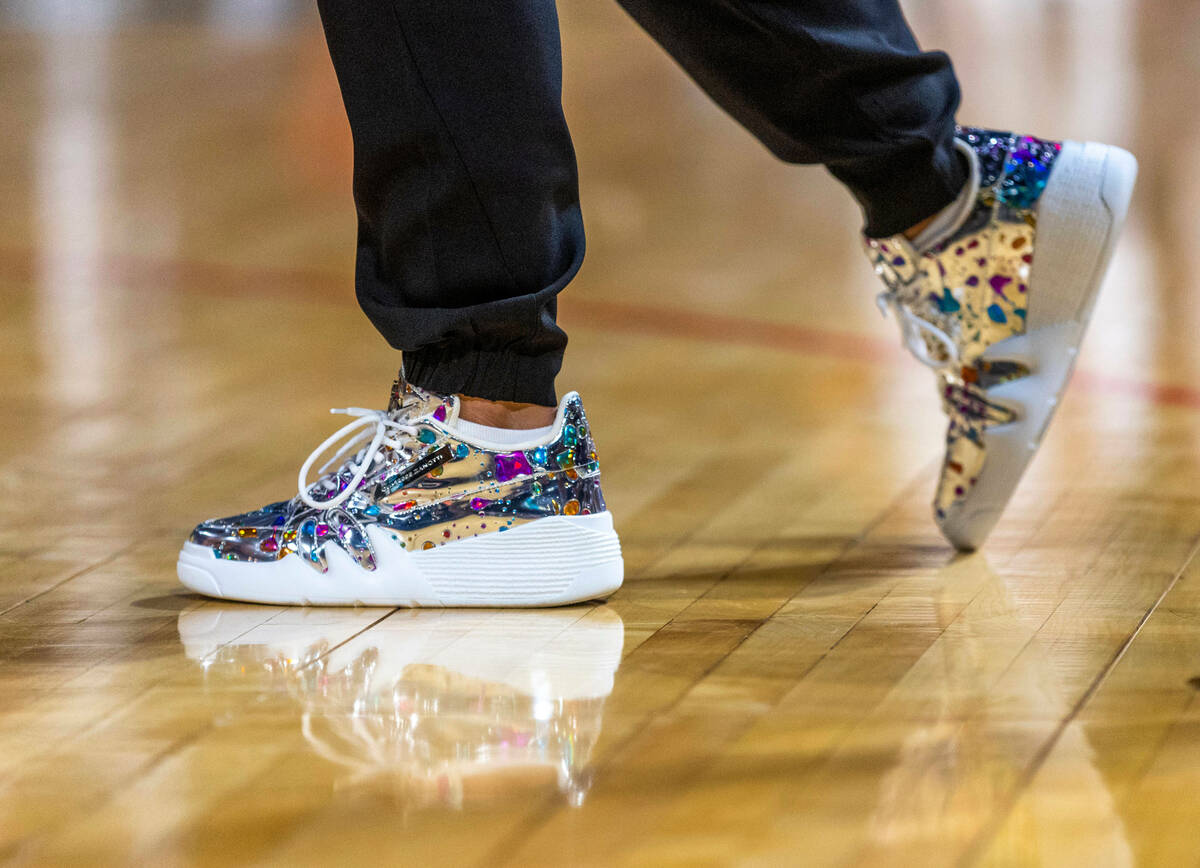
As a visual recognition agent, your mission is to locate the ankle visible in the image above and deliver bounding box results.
[456,394,556,429]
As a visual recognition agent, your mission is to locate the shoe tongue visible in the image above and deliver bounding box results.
[387,373,461,426]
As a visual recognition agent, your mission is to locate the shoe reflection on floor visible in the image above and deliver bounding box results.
[177,605,624,809]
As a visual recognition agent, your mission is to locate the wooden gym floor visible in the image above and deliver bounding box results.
[2,1,1200,865]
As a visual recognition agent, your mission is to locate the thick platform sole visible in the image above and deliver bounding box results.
[939,140,1138,551]
[177,512,624,607]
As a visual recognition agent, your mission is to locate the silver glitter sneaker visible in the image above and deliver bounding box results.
[177,377,623,606]
[865,126,1137,550]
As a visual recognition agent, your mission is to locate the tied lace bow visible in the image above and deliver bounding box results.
[297,408,420,511]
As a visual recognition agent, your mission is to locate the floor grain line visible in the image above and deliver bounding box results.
[0,543,139,620]
[960,531,1200,867]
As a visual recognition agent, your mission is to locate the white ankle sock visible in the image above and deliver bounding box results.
[910,138,980,252]
[452,418,555,446]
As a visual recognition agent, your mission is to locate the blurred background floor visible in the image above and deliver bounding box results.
[1,0,1199,865]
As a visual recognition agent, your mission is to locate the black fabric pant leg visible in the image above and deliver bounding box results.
[616,0,966,237]
[317,0,581,407]
[317,0,964,406]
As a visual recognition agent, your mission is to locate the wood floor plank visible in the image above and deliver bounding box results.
[978,543,1200,866]
[0,605,393,859]
[3,2,1200,865]
[499,403,1200,867]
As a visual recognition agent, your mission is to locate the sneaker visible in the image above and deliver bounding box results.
[865,127,1137,550]
[177,377,624,606]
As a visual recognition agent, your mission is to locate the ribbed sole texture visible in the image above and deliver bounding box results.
[177,512,624,607]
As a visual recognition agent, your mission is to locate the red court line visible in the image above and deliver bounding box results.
[562,299,899,366]
[4,245,1199,411]
[563,298,1200,411]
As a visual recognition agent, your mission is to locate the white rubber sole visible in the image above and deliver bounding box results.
[177,512,624,607]
[939,140,1138,551]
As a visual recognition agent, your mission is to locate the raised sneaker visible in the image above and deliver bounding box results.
[865,126,1137,550]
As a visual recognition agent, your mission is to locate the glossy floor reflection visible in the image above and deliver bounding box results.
[177,606,622,810]
[3,0,1200,865]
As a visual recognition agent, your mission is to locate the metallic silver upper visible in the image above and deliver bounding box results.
[190,377,607,573]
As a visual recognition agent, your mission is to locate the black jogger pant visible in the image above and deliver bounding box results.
[316,0,964,406]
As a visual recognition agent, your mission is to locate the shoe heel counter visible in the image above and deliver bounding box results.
[956,126,1064,211]
[553,393,608,514]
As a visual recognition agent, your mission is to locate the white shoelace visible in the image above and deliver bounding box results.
[297,408,419,511]
[876,291,960,370]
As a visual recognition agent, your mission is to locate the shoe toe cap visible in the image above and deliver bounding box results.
[187,520,288,562]
[188,520,228,548]
[186,501,294,554]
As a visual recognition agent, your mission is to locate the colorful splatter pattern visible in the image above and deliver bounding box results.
[190,377,607,573]
[863,127,1061,521]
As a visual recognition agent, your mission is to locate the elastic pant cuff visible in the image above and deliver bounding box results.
[402,347,562,407]
[850,136,969,239]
